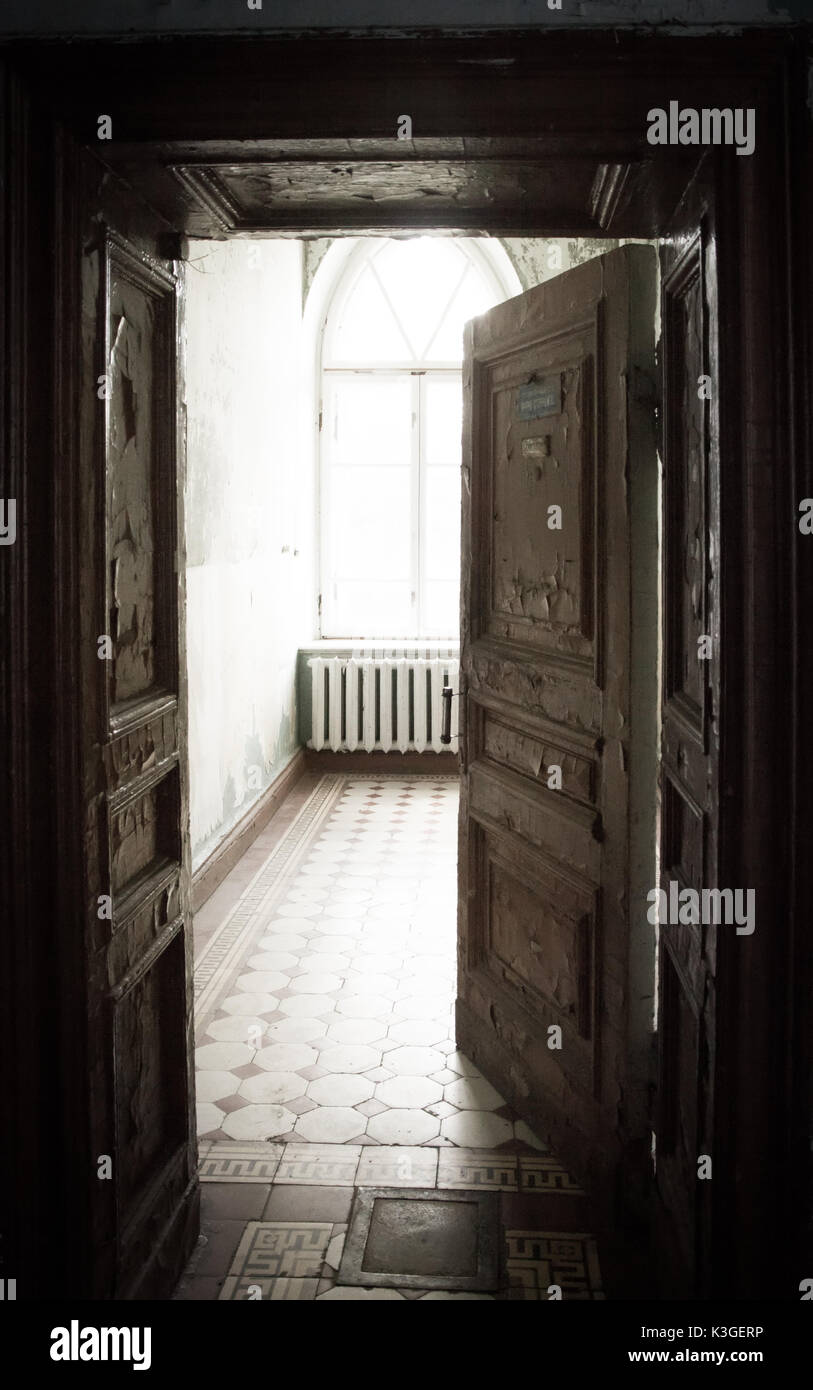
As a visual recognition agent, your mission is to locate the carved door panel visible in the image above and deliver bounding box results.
[655,225,720,1295]
[78,154,197,1297]
[457,246,659,1208]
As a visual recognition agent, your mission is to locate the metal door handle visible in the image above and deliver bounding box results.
[441,686,454,744]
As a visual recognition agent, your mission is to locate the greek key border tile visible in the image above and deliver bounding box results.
[505,1230,604,1301]
[227,1221,333,1279]
[219,1276,319,1301]
[198,1142,283,1183]
[437,1150,519,1191]
[518,1156,584,1195]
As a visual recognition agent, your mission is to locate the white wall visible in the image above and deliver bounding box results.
[184,238,314,868]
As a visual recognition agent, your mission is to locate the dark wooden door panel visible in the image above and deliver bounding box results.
[458,246,658,1211]
[655,225,720,1295]
[78,153,197,1298]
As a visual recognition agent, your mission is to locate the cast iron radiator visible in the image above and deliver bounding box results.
[307,651,460,754]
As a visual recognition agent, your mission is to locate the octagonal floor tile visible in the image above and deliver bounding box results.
[205,1015,267,1044]
[350,954,403,975]
[273,903,324,919]
[445,1051,482,1078]
[288,972,343,995]
[440,1111,513,1148]
[195,1041,254,1071]
[255,1042,319,1072]
[246,952,299,973]
[341,974,399,998]
[238,1071,307,1104]
[256,928,309,949]
[444,1077,505,1111]
[324,1018,385,1046]
[391,997,447,1021]
[374,1075,443,1109]
[336,995,393,1020]
[220,993,280,1017]
[278,995,334,1018]
[308,936,357,955]
[221,1104,296,1140]
[366,1108,441,1145]
[294,1107,367,1143]
[236,971,290,994]
[294,953,350,975]
[196,1102,224,1135]
[386,1046,446,1076]
[312,919,362,937]
[263,1018,328,1044]
[306,1073,375,1107]
[319,1044,381,1074]
[286,886,329,902]
[195,1070,240,1103]
[387,1019,449,1047]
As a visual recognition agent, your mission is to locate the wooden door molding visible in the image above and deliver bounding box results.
[655,213,720,1296]
[71,150,197,1299]
[457,246,659,1224]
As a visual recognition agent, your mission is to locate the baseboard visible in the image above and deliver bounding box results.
[192,748,307,912]
[303,749,459,775]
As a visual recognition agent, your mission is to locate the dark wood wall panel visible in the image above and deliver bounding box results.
[113,928,187,1219]
[656,226,719,1295]
[109,763,180,897]
[77,174,196,1298]
[102,236,179,724]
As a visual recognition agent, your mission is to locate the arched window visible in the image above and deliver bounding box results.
[318,237,518,638]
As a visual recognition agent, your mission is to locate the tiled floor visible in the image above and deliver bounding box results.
[173,1139,603,1300]
[194,774,546,1151]
[183,771,605,1300]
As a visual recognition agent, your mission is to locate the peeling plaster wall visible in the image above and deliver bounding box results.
[499,237,661,290]
[185,238,311,868]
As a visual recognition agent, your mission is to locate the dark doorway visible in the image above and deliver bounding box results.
[2,29,811,1303]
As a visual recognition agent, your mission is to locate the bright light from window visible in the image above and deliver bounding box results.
[321,237,508,638]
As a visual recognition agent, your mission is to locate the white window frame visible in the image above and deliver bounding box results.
[313,237,521,640]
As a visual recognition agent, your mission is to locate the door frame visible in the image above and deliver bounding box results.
[2,29,810,1299]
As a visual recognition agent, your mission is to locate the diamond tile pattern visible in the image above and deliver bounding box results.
[194,777,545,1150]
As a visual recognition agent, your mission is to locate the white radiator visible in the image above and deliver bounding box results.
[308,651,460,754]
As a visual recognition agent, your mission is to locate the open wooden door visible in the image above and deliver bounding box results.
[457,245,659,1217]
[76,151,198,1298]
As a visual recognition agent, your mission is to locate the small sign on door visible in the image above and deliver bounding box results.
[517,376,561,420]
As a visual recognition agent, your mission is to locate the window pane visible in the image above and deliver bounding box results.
[423,580,459,637]
[331,581,414,638]
[330,466,411,581]
[328,266,412,362]
[425,263,498,362]
[329,375,412,467]
[425,467,461,582]
[373,238,470,359]
[425,376,463,465]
